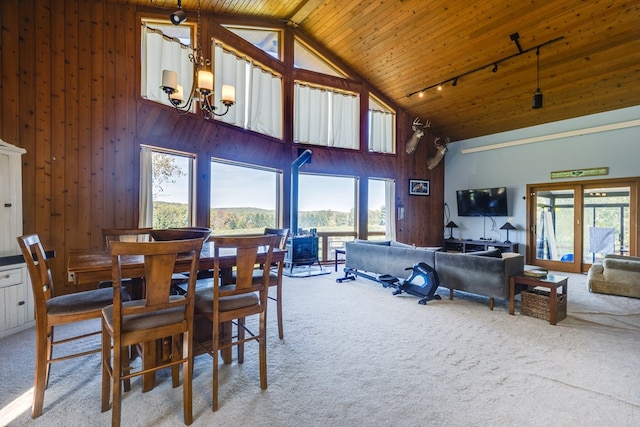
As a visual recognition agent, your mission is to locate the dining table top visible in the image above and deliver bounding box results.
[67,240,285,287]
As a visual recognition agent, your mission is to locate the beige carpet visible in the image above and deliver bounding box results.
[1,270,639,426]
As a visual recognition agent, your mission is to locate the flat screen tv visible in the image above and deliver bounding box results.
[456,187,508,217]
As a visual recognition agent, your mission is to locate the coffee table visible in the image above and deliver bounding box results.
[509,273,568,325]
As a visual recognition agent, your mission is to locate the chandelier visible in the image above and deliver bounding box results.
[160,0,235,119]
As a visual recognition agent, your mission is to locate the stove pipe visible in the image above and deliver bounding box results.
[290,149,312,235]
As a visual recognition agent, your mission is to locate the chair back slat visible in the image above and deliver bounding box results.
[110,238,204,322]
[213,235,278,292]
[17,234,54,310]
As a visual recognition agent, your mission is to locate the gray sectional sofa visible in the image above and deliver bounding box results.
[341,240,525,309]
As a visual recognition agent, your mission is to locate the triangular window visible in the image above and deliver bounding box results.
[294,39,346,78]
[223,25,281,59]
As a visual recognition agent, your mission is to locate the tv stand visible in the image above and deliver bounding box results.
[442,239,518,253]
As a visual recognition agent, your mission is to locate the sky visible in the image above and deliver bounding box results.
[156,159,387,212]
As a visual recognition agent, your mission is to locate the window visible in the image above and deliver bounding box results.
[223,26,281,59]
[141,20,194,108]
[294,83,360,149]
[368,178,396,240]
[139,146,196,229]
[210,159,281,235]
[294,39,346,77]
[298,174,357,232]
[213,42,283,139]
[368,95,395,153]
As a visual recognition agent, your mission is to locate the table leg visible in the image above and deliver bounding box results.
[509,277,516,315]
[549,285,557,325]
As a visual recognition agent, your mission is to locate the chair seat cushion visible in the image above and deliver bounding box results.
[46,287,128,316]
[102,295,185,332]
[194,285,259,313]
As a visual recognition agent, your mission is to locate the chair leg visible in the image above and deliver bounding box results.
[212,331,219,412]
[171,335,180,388]
[112,337,122,427]
[31,324,49,418]
[259,312,267,390]
[101,321,112,413]
[276,280,284,340]
[237,318,245,364]
[183,331,193,425]
[45,326,54,387]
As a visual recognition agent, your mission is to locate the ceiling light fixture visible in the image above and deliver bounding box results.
[170,0,187,25]
[532,47,543,109]
[161,0,235,119]
[406,34,564,102]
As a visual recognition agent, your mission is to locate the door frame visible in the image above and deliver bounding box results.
[526,177,638,273]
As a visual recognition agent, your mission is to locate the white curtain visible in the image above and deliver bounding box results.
[385,180,396,240]
[294,84,328,145]
[294,83,358,149]
[214,43,283,139]
[214,45,249,128]
[369,109,394,153]
[138,146,153,228]
[330,91,359,148]
[141,24,193,107]
[249,64,283,138]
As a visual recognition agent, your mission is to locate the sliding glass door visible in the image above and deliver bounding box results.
[527,178,636,273]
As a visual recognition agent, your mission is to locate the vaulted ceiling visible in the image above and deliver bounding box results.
[136,0,640,141]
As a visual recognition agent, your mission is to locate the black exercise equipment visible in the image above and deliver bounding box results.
[392,262,442,305]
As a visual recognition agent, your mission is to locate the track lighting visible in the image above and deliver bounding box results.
[405,34,563,100]
[170,0,186,25]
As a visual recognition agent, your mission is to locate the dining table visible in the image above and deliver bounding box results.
[67,240,285,391]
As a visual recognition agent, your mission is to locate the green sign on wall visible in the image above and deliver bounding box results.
[551,167,609,179]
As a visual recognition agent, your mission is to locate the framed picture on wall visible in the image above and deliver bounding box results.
[409,179,430,196]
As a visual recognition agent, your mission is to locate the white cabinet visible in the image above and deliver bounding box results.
[0,139,32,337]
[0,263,34,338]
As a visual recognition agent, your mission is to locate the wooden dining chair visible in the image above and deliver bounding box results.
[194,234,278,411]
[101,237,204,427]
[17,233,123,419]
[232,228,288,339]
[263,228,288,339]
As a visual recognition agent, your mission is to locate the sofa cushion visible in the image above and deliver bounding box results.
[354,239,390,246]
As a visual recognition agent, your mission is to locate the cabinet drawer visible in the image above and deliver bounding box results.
[0,268,23,288]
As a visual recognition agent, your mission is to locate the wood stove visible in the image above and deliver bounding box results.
[284,235,319,273]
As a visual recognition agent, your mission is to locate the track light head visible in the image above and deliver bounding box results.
[492,63,498,73]
[452,78,458,87]
[170,9,187,25]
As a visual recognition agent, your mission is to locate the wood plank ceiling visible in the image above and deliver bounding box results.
[129,0,640,141]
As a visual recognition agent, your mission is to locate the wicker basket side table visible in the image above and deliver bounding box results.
[509,273,569,325]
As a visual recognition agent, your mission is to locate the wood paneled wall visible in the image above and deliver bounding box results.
[1,0,444,291]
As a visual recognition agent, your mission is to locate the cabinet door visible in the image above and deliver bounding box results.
[0,266,31,332]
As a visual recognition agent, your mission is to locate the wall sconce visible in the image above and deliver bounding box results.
[397,203,405,220]
[500,222,517,243]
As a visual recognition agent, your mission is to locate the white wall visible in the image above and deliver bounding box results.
[444,105,640,254]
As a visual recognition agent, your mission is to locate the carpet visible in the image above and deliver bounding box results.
[282,264,331,278]
[1,271,639,426]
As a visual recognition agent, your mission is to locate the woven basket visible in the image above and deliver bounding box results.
[521,289,567,322]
